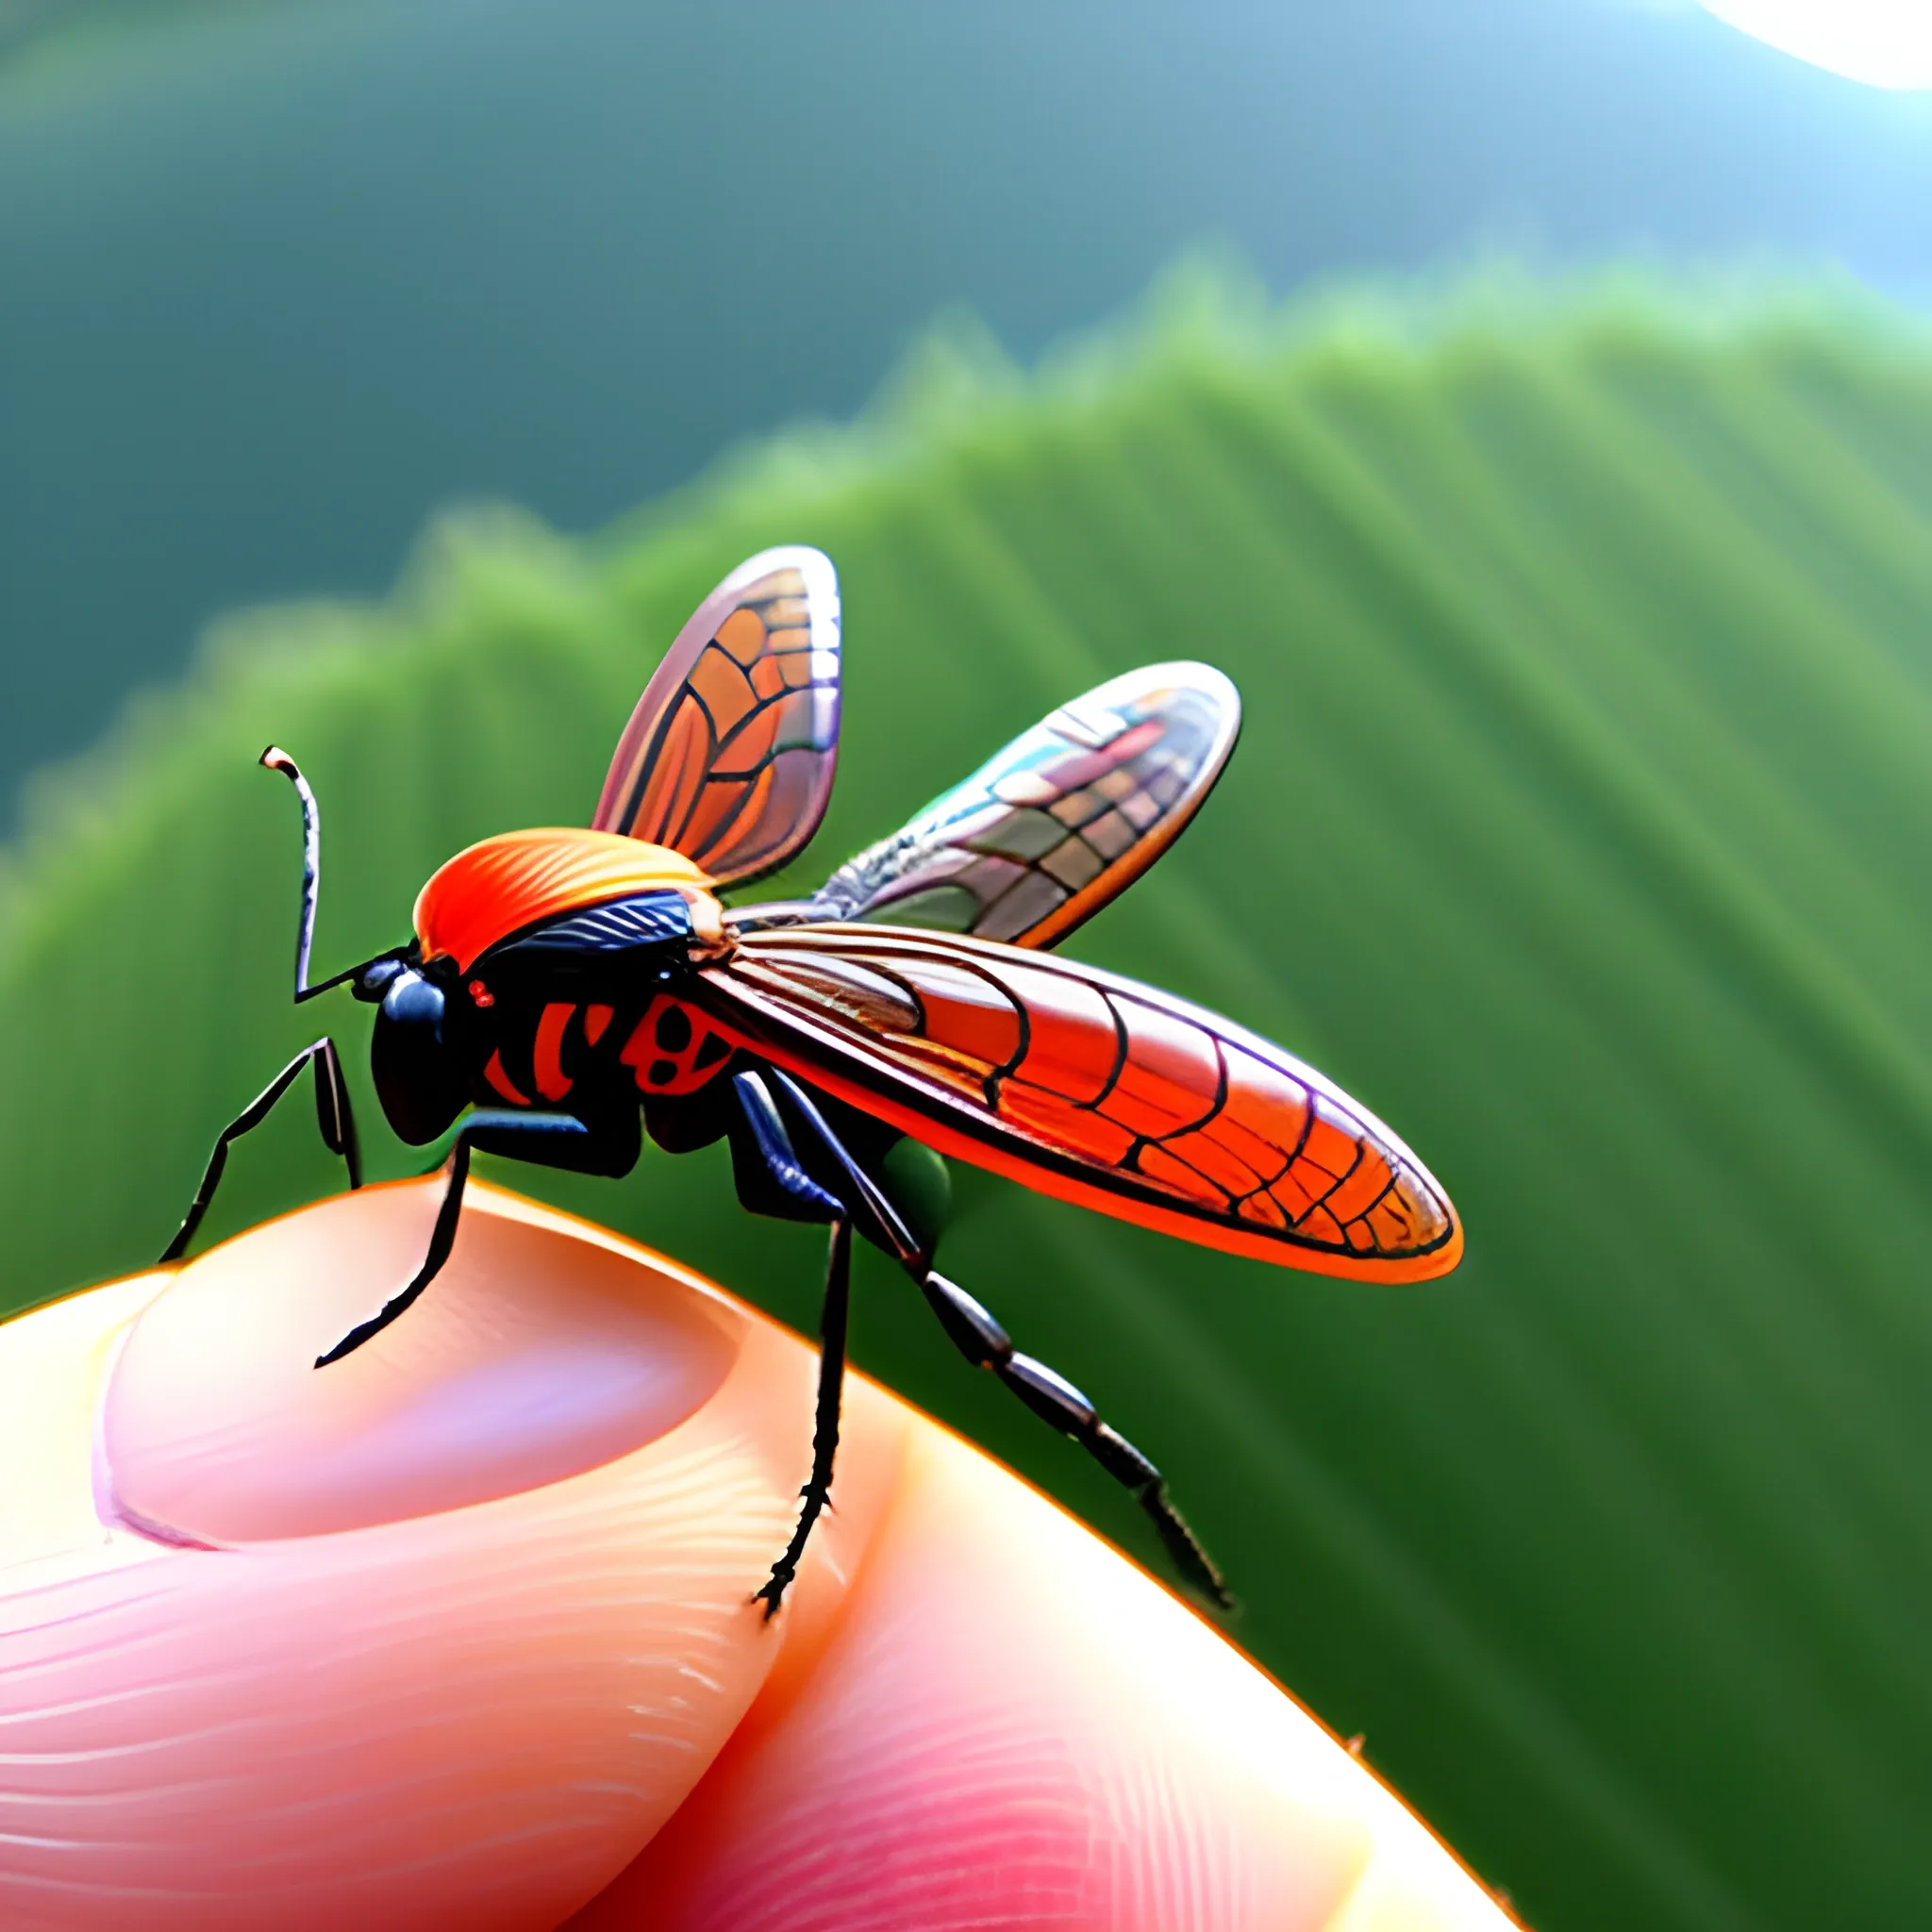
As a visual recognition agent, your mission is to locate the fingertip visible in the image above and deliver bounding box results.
[0,1184,907,1927]
[0,1191,1506,1930]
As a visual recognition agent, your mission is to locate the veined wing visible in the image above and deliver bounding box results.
[698,925,1460,1282]
[746,663,1239,948]
[592,547,841,889]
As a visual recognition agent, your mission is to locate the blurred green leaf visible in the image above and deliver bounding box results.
[5,267,1931,1929]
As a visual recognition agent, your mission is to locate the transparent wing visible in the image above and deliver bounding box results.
[755,662,1240,948]
[592,546,841,890]
[698,924,1460,1283]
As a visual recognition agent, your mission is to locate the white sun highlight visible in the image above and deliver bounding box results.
[1699,1,1932,90]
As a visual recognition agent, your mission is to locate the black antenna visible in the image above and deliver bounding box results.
[261,747,375,1003]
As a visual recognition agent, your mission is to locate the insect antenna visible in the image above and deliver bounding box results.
[260,746,395,1004]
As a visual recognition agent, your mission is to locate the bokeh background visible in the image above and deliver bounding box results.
[4,5,1931,1927]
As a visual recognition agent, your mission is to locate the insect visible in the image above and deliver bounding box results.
[163,547,1462,1612]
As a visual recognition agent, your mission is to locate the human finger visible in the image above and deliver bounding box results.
[0,1180,1514,1929]
[0,1180,902,1929]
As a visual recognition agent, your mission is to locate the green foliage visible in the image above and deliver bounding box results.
[5,268,1932,1928]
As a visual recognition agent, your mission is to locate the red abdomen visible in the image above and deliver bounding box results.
[473,993,740,1111]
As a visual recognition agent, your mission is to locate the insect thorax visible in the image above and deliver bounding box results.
[414,827,726,974]
[447,888,738,1118]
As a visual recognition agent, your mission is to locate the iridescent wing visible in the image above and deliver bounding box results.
[592,547,841,890]
[759,663,1239,948]
[697,925,1460,1282]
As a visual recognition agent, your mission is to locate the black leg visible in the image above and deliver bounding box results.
[754,1218,853,1619]
[761,1072,921,1263]
[728,1070,844,1224]
[729,1072,852,1616]
[921,1269,1230,1608]
[314,1107,640,1368]
[765,1069,1232,1611]
[162,1037,360,1264]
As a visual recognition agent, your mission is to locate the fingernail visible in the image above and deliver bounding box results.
[102,1178,740,1543]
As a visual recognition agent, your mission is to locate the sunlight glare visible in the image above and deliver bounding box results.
[1698,1,1932,90]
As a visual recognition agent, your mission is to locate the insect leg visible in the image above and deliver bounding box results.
[921,1269,1230,1609]
[727,1069,844,1224]
[162,1037,360,1263]
[754,1217,853,1620]
[765,1069,1231,1610]
[761,1071,923,1265]
[313,1108,640,1367]
[729,1071,852,1617]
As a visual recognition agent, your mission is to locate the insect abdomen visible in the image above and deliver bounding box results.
[618,994,737,1096]
[475,993,737,1110]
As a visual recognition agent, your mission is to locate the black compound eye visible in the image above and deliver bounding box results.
[372,969,467,1144]
[353,956,408,1004]
[379,969,443,1030]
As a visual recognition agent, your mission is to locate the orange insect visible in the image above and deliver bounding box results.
[164,547,1461,1610]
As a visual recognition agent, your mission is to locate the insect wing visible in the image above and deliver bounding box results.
[592,547,841,889]
[700,926,1460,1282]
[764,662,1239,948]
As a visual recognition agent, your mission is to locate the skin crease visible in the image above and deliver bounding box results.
[0,1180,1519,1931]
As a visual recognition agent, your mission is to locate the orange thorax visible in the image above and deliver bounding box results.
[413,828,725,971]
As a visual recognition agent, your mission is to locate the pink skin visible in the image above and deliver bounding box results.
[0,1180,1518,1931]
